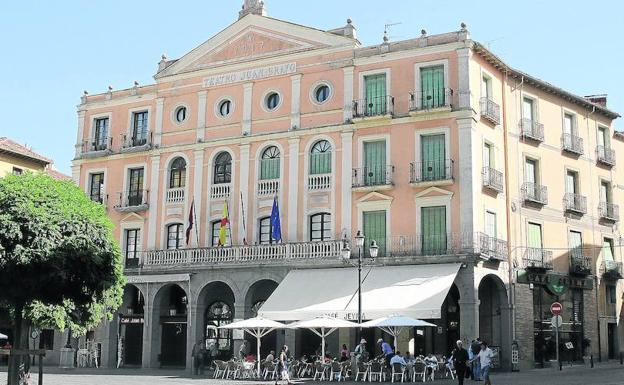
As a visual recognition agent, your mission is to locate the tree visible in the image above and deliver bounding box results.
[0,172,125,385]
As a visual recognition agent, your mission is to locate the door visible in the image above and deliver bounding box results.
[363,141,386,186]
[566,171,577,194]
[124,323,143,366]
[527,222,543,264]
[132,112,148,145]
[128,168,144,206]
[608,323,617,359]
[563,114,574,148]
[600,182,609,204]
[421,134,446,181]
[421,206,447,254]
[522,98,534,122]
[485,211,496,238]
[94,118,108,150]
[161,323,187,367]
[364,74,387,115]
[421,66,445,108]
[525,159,537,199]
[363,211,386,257]
[568,231,583,260]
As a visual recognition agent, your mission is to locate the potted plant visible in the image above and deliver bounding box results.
[582,338,591,365]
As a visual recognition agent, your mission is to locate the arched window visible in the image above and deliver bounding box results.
[309,140,332,174]
[309,212,332,241]
[205,301,233,358]
[169,157,186,189]
[213,152,232,184]
[166,223,184,250]
[258,216,273,245]
[260,146,280,180]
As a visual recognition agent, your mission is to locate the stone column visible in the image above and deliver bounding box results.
[242,83,253,136]
[75,110,86,158]
[154,98,164,146]
[456,47,472,109]
[142,283,154,368]
[343,66,355,122]
[341,132,353,235]
[290,74,302,129]
[239,144,251,244]
[192,150,204,247]
[457,118,475,240]
[513,284,534,370]
[457,267,479,343]
[147,155,161,250]
[287,138,300,241]
[197,90,207,142]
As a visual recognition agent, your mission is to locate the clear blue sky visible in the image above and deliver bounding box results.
[1,0,621,174]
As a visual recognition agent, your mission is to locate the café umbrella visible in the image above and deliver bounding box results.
[287,316,359,361]
[360,315,436,351]
[219,317,286,377]
[0,333,7,340]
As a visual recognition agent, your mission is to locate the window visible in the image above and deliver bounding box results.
[128,168,144,206]
[39,329,54,350]
[483,142,494,169]
[132,111,148,145]
[522,97,534,121]
[213,152,232,184]
[420,65,445,108]
[481,75,492,100]
[258,216,273,245]
[174,106,187,123]
[166,224,184,250]
[89,173,104,203]
[218,100,232,117]
[603,237,615,262]
[527,222,543,249]
[309,213,331,241]
[568,230,583,259]
[421,206,446,254]
[565,170,579,195]
[363,140,387,185]
[363,210,386,257]
[94,117,109,150]
[600,181,612,204]
[606,285,617,305]
[364,74,387,115]
[12,167,23,175]
[314,84,331,103]
[309,140,332,174]
[265,92,280,110]
[598,126,610,149]
[205,301,233,358]
[485,211,497,238]
[525,158,538,185]
[421,134,446,181]
[211,220,231,247]
[260,146,280,180]
[563,113,575,136]
[125,229,140,267]
[169,157,186,189]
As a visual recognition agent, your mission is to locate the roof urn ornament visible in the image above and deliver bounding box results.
[239,0,267,19]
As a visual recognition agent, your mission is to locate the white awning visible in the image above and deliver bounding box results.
[259,263,461,321]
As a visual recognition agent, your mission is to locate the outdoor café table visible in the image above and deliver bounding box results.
[241,361,256,378]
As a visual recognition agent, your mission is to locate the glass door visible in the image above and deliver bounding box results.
[128,168,144,206]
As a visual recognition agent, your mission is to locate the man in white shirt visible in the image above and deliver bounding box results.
[390,351,407,367]
[473,341,496,385]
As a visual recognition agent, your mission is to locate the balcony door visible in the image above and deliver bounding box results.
[568,230,583,260]
[566,171,578,195]
[94,118,108,150]
[485,211,497,239]
[363,140,386,186]
[522,97,534,122]
[527,223,542,249]
[128,168,144,206]
[364,74,386,115]
[421,206,446,254]
[132,111,148,146]
[363,210,386,257]
[421,134,445,181]
[421,66,445,108]
[600,181,610,204]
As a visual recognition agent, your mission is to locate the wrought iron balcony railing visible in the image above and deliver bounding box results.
[520,119,544,142]
[561,133,584,155]
[521,182,548,205]
[409,160,453,184]
[352,165,394,188]
[475,233,508,261]
[482,167,503,192]
[480,97,501,125]
[352,95,394,118]
[114,189,149,212]
[563,193,587,214]
[121,131,152,150]
[569,252,592,276]
[599,202,619,222]
[82,137,113,155]
[409,88,453,111]
[596,146,616,166]
[523,248,553,270]
[601,260,623,279]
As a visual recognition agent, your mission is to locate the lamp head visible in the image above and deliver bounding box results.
[341,235,351,260]
[369,240,379,258]
[355,230,365,248]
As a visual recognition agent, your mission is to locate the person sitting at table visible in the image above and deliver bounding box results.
[265,350,275,363]
[340,344,350,362]
[404,351,413,363]
[390,351,408,368]
[245,353,256,363]
[424,353,438,378]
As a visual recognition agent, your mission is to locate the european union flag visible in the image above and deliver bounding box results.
[270,196,282,242]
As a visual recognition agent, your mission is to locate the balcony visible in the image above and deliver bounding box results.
[482,167,503,193]
[474,233,508,261]
[409,88,453,112]
[211,183,231,200]
[409,160,453,186]
[597,146,616,167]
[258,179,280,197]
[561,134,584,155]
[165,187,185,204]
[521,182,548,205]
[352,166,394,189]
[519,119,544,142]
[81,137,112,157]
[601,260,623,280]
[378,233,504,259]
[599,202,619,222]
[352,96,394,119]
[480,97,501,125]
[569,252,592,276]
[523,248,553,270]
[563,193,587,215]
[308,173,332,192]
[114,190,149,213]
[120,131,152,153]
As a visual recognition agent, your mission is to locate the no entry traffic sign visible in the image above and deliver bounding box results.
[551,302,563,316]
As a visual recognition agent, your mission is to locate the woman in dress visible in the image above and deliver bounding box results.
[275,345,293,385]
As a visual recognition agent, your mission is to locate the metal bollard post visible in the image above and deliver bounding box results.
[590,355,594,368]
[559,359,562,371]
[620,352,622,365]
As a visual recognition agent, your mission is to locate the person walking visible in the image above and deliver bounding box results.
[452,340,469,385]
[473,341,496,385]
[378,338,394,368]
[470,338,482,381]
[192,339,206,375]
[354,338,367,362]
[275,345,292,385]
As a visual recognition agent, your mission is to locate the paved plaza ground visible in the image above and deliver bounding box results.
[2,363,624,385]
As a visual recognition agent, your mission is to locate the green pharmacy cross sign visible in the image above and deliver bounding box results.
[517,270,593,295]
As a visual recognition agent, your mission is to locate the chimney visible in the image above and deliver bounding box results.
[584,94,608,107]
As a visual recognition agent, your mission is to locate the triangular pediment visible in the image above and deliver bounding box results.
[120,212,145,224]
[357,191,394,204]
[157,14,357,78]
[414,187,454,199]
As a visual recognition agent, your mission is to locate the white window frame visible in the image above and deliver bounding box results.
[358,68,392,100]
[88,112,112,142]
[126,106,152,138]
[414,59,449,95]
[356,134,391,170]
[85,168,107,202]
[414,187,453,252]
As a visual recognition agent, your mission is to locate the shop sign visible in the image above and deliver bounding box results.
[120,316,144,325]
[516,270,593,292]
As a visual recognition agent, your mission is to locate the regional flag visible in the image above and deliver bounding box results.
[218,201,229,246]
[185,200,195,245]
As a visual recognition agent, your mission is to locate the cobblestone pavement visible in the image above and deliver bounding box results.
[2,363,624,385]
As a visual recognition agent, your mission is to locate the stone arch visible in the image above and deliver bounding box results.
[195,281,237,361]
[150,283,189,368]
[478,274,511,370]
[116,284,146,367]
[243,279,280,358]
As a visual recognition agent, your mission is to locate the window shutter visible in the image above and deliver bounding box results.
[365,74,387,115]
[364,141,387,185]
[421,206,446,254]
[363,211,386,257]
[421,134,446,180]
[527,223,542,248]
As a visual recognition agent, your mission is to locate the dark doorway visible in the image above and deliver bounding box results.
[608,323,617,359]
[161,323,187,367]
[124,324,143,366]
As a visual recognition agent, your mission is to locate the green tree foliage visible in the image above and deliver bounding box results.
[0,172,124,383]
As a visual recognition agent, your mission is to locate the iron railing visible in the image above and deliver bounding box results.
[596,146,616,166]
[569,252,592,276]
[521,182,548,205]
[475,233,508,261]
[409,88,453,111]
[599,202,619,222]
[352,95,394,118]
[82,137,112,154]
[563,193,587,214]
[114,189,149,211]
[480,97,501,125]
[519,119,544,142]
[523,248,553,270]
[561,133,584,155]
[601,260,623,279]
[121,131,152,150]
[482,167,503,192]
[410,160,453,184]
[352,165,394,188]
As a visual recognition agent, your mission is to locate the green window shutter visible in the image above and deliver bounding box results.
[365,74,387,115]
[363,211,386,257]
[421,66,445,108]
[421,206,446,254]
[364,140,387,186]
[310,152,331,174]
[527,223,542,248]
[421,134,446,181]
[261,158,280,180]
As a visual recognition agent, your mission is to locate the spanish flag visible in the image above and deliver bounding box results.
[218,201,229,246]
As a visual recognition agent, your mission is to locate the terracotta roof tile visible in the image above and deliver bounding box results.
[0,137,53,164]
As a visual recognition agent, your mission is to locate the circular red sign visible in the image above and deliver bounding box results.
[551,302,563,315]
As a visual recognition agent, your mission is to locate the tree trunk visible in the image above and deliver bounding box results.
[7,304,26,385]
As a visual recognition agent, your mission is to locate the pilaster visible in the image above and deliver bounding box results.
[192,150,204,247]
[239,144,251,244]
[197,90,208,142]
[75,110,86,157]
[71,165,81,185]
[457,48,472,109]
[341,132,353,235]
[457,118,475,237]
[287,138,300,241]
[242,83,253,136]
[154,98,164,146]
[290,74,302,129]
[343,66,355,122]
[147,155,161,249]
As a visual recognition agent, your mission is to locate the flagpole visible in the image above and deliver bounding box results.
[192,199,199,247]
[240,191,247,245]
[226,200,233,246]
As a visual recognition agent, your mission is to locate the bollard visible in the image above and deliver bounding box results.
[620,352,622,365]
[559,359,562,371]
[590,354,594,368]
